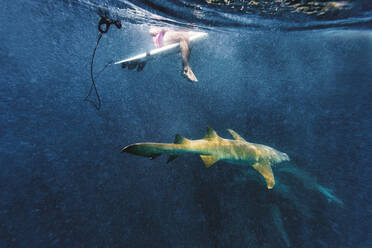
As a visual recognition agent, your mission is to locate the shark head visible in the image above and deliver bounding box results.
[269,150,290,164]
[279,152,290,163]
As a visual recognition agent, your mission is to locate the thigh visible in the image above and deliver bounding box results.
[163,31,188,45]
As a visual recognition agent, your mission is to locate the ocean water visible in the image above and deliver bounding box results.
[0,0,371,247]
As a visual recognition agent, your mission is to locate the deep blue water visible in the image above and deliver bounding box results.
[0,0,371,247]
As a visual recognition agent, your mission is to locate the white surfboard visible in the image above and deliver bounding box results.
[115,31,207,71]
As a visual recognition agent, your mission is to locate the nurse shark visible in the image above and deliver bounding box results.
[122,127,290,189]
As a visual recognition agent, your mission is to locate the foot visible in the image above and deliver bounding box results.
[183,66,198,82]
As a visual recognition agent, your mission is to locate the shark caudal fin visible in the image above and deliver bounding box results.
[121,143,162,160]
[166,134,189,164]
[252,162,275,189]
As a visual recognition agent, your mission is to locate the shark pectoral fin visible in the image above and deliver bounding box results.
[167,155,178,163]
[252,162,275,189]
[200,155,219,168]
[227,129,247,142]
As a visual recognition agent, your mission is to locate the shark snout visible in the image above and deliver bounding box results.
[281,152,290,162]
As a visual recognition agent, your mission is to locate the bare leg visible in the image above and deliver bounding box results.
[163,32,198,82]
[179,38,190,70]
[179,37,197,82]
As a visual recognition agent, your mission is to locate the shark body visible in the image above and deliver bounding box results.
[122,127,290,189]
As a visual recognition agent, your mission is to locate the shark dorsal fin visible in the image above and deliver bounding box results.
[204,126,219,140]
[174,134,189,144]
[227,129,247,142]
[200,155,219,168]
[252,162,275,189]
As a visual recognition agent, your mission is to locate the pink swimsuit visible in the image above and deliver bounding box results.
[153,30,166,48]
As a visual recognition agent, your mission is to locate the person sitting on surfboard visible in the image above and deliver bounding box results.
[149,27,198,82]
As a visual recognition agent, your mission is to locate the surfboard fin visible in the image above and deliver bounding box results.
[128,62,137,70]
[137,62,146,72]
[200,155,219,168]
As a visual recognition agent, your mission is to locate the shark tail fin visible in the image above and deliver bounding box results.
[121,143,162,160]
[200,155,219,168]
[252,162,275,189]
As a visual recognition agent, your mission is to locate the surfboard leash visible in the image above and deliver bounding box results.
[84,15,122,110]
